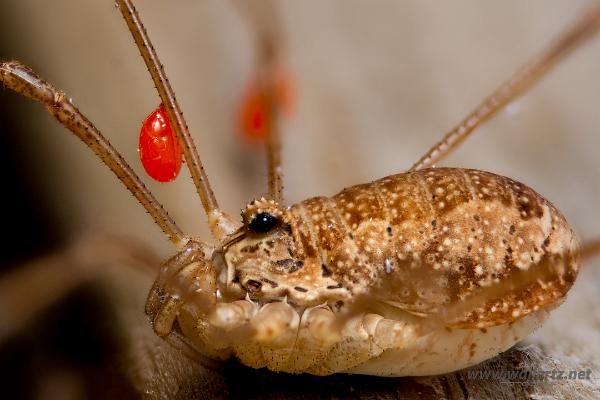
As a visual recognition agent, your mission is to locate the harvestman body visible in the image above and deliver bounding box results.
[1,1,599,376]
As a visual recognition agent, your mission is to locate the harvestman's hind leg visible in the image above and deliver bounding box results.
[0,234,215,366]
[409,4,600,171]
[0,235,157,343]
[581,239,600,261]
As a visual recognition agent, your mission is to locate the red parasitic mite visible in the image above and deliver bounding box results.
[238,66,296,144]
[239,83,269,142]
[139,103,182,182]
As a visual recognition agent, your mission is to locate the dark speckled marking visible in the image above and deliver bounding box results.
[245,280,262,293]
[261,278,279,288]
[241,244,260,253]
[271,258,304,274]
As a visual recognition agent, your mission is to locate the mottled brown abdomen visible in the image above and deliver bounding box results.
[288,168,579,328]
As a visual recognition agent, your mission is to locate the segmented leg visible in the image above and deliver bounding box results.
[209,300,336,372]
[581,239,600,261]
[285,306,341,373]
[116,0,238,239]
[0,235,157,343]
[146,239,214,336]
[208,302,414,375]
[304,313,384,375]
[409,4,600,171]
[0,61,184,246]
[234,0,285,202]
[303,312,418,376]
[145,239,233,361]
[250,302,300,371]
[210,299,262,365]
[263,80,284,203]
[208,299,301,370]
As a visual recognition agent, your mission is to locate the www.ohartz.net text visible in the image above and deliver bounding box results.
[467,368,592,382]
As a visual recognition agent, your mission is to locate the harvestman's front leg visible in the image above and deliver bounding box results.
[0,60,219,358]
[116,0,239,239]
[3,3,243,245]
[0,61,186,247]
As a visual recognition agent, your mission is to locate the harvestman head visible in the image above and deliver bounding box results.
[1,0,600,376]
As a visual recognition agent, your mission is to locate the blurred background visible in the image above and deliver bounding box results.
[0,1,599,399]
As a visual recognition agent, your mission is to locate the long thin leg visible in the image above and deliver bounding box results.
[0,234,158,342]
[233,0,285,202]
[260,36,284,202]
[266,108,283,203]
[581,239,600,261]
[117,0,237,239]
[0,61,185,247]
[409,4,600,172]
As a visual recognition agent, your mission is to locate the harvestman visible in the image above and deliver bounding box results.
[1,1,600,376]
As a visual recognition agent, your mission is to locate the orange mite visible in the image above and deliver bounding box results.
[239,67,296,143]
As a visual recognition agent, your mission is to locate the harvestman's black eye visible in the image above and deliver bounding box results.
[249,212,279,233]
